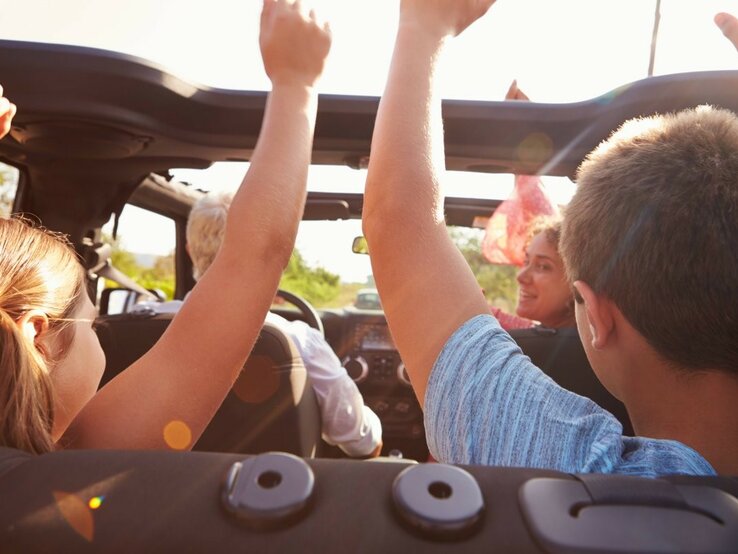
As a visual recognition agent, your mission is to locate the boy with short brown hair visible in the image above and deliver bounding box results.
[363,0,738,476]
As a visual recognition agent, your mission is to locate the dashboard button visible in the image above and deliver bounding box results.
[394,401,410,414]
[396,362,412,386]
[342,356,369,383]
[373,400,390,414]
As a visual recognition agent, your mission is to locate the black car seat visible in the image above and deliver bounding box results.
[0,447,735,553]
[509,327,634,436]
[95,311,321,457]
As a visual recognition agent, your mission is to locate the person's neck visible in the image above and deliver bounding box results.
[626,364,738,475]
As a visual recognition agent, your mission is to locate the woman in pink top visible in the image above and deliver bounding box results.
[487,82,574,331]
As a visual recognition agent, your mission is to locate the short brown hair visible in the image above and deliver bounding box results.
[561,106,738,373]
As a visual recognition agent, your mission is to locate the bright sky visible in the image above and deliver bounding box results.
[6,1,737,97]
[9,0,738,281]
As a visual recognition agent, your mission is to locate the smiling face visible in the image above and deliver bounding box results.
[515,232,575,328]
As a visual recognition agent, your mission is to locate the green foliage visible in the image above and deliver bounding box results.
[100,226,513,313]
[279,250,340,306]
[105,236,175,300]
[109,248,139,279]
[449,227,518,313]
[106,233,339,306]
[0,163,20,218]
[138,252,176,299]
[323,282,364,309]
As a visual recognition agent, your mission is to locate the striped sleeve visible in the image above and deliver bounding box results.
[424,314,625,471]
[424,315,716,476]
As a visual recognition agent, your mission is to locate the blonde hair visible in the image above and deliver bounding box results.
[186,191,234,281]
[0,217,86,453]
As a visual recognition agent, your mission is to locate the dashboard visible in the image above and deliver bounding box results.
[319,309,428,461]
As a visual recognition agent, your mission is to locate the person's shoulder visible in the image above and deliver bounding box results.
[264,312,328,359]
[449,313,506,343]
[434,313,512,366]
[618,437,717,477]
[265,312,314,343]
[265,311,291,328]
[426,313,519,410]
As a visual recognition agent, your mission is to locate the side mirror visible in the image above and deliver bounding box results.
[352,236,369,255]
[100,287,165,315]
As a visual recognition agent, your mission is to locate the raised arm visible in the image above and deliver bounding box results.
[65,0,332,449]
[362,0,495,407]
[715,12,738,51]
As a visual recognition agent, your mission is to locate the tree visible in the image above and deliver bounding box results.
[139,252,175,300]
[0,163,19,218]
[110,247,140,279]
[279,250,340,306]
[104,234,175,300]
[449,227,518,313]
[105,230,336,305]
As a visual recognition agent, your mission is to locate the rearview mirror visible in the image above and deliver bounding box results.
[352,236,369,255]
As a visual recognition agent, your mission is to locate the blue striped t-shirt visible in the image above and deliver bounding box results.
[425,315,716,477]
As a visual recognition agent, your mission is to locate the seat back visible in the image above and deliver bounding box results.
[508,327,634,435]
[95,312,321,457]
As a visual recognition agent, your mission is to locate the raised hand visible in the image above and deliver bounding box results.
[0,85,17,140]
[399,0,496,38]
[716,13,738,52]
[260,0,332,88]
[505,79,530,102]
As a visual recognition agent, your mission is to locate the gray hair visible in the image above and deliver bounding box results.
[186,191,234,281]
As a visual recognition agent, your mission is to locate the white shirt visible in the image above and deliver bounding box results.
[133,300,382,457]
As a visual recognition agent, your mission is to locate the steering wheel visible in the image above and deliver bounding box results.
[275,289,325,338]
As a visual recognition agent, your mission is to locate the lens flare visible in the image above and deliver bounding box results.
[53,491,94,542]
[88,496,104,510]
[163,420,192,450]
[595,83,633,105]
[517,132,554,166]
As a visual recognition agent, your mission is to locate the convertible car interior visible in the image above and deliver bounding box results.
[0,39,737,552]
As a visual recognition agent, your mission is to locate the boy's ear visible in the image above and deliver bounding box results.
[573,281,614,350]
[16,310,50,349]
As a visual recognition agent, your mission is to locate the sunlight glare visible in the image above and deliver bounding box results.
[53,491,94,542]
[517,132,554,166]
[163,420,192,450]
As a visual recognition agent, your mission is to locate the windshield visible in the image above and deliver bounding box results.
[4,1,736,101]
[171,164,532,311]
[40,0,735,310]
